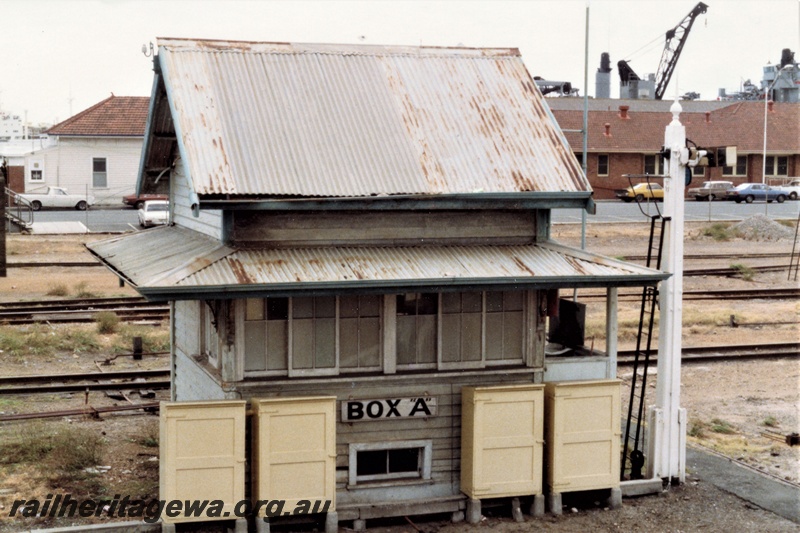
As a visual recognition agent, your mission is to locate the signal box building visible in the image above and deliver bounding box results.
[88,39,667,529]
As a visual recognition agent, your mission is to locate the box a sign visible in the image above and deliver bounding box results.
[342,397,437,422]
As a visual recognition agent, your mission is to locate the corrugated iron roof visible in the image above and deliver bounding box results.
[86,226,667,300]
[156,38,589,198]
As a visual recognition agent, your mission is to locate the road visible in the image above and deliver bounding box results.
[19,199,800,233]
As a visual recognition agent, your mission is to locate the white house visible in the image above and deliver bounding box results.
[25,95,149,205]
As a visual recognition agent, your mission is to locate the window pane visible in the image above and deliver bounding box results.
[441,292,461,314]
[292,319,314,368]
[388,448,419,473]
[359,296,380,317]
[339,317,359,368]
[267,297,288,320]
[778,156,788,175]
[417,293,438,315]
[315,297,336,318]
[267,320,288,370]
[485,313,503,360]
[396,315,417,365]
[93,158,106,172]
[357,450,387,476]
[315,317,336,368]
[441,314,461,363]
[417,315,436,363]
[486,291,504,313]
[293,297,313,319]
[461,312,482,361]
[736,156,747,175]
[340,295,359,318]
[503,291,523,311]
[766,157,775,175]
[503,311,524,359]
[244,321,266,371]
[360,317,381,367]
[246,298,264,321]
[462,292,482,313]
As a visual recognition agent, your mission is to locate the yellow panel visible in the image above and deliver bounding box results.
[160,400,247,524]
[460,384,544,499]
[545,380,621,493]
[253,396,337,514]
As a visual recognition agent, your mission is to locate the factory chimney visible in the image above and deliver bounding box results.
[596,52,612,99]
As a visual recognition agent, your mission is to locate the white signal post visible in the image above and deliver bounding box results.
[648,101,689,484]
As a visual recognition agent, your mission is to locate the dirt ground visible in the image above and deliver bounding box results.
[0,220,798,532]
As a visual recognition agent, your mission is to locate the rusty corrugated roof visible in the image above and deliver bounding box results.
[85,226,666,300]
[156,38,589,198]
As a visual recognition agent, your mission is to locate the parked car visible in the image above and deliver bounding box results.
[615,182,664,203]
[774,178,800,201]
[725,183,786,203]
[138,200,170,227]
[123,193,169,209]
[687,180,733,201]
[16,186,94,211]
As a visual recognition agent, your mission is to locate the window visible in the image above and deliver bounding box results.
[692,165,705,177]
[723,155,748,177]
[92,158,107,188]
[396,293,438,368]
[348,441,432,486]
[597,154,609,176]
[574,153,584,169]
[340,295,382,371]
[644,154,662,175]
[244,295,381,376]
[244,297,288,373]
[242,291,529,377]
[200,301,219,368]
[29,160,44,182]
[764,156,789,177]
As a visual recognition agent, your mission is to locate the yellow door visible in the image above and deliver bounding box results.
[253,396,337,514]
[461,384,544,498]
[159,400,247,523]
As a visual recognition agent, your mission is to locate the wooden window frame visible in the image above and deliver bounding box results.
[597,154,609,176]
[348,440,432,487]
[723,155,748,177]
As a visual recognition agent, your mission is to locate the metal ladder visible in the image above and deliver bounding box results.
[621,213,666,480]
[3,187,34,230]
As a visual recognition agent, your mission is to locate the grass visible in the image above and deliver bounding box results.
[762,416,780,428]
[110,325,171,354]
[45,283,70,297]
[73,281,99,299]
[710,418,736,435]
[95,311,120,334]
[0,325,101,357]
[730,263,755,281]
[702,222,733,241]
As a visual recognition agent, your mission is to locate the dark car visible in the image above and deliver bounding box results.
[122,193,169,209]
[725,183,786,204]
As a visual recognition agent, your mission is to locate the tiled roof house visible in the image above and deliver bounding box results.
[23,95,151,204]
[548,98,800,199]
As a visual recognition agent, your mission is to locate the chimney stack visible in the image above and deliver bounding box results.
[619,105,630,119]
[705,111,711,123]
[768,100,775,112]
[604,123,611,136]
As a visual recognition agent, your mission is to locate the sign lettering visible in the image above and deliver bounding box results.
[342,397,437,422]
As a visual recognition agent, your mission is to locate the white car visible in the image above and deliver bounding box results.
[17,186,95,211]
[138,200,169,228]
[775,179,800,200]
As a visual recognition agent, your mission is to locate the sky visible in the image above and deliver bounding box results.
[1,0,798,126]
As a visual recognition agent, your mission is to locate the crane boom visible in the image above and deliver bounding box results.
[654,2,709,100]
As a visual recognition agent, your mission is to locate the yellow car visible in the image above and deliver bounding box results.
[615,182,664,202]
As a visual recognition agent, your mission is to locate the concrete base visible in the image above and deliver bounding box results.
[353,518,366,531]
[325,512,338,533]
[511,498,523,522]
[608,487,622,509]
[256,517,269,533]
[529,494,545,517]
[451,511,465,523]
[621,477,664,497]
[161,524,176,533]
[466,498,481,524]
[547,492,562,516]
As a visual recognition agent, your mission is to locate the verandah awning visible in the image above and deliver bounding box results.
[86,226,668,301]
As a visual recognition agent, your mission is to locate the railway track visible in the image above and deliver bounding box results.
[0,296,168,324]
[0,368,170,395]
[617,342,799,365]
[0,282,796,326]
